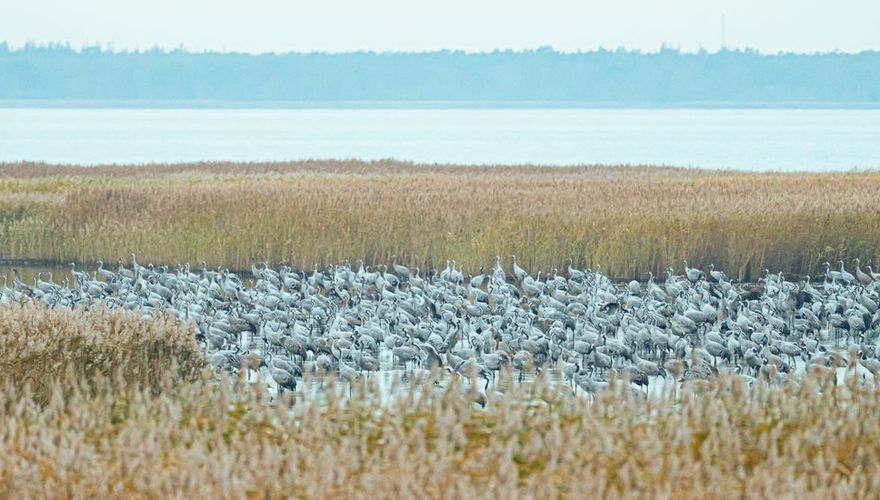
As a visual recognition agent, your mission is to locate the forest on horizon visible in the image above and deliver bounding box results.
[1,44,878,105]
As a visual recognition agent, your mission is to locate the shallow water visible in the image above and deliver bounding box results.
[0,263,70,289]
[0,263,259,290]
[1,108,879,170]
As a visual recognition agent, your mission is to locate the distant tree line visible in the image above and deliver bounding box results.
[0,44,877,104]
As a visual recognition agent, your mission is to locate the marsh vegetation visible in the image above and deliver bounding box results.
[1,310,878,498]
[2,161,880,496]
[1,160,879,280]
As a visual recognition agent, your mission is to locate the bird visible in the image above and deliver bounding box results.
[838,260,856,285]
[511,255,529,283]
[2,255,875,404]
[683,261,704,283]
[708,264,728,283]
[854,258,873,286]
[269,366,297,396]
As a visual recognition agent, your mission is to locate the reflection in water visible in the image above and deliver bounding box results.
[0,264,72,289]
[0,263,260,290]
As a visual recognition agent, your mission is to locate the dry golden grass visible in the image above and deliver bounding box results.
[0,303,878,497]
[1,364,879,497]
[0,303,202,402]
[1,160,879,279]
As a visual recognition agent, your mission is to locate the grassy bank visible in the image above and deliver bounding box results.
[1,160,878,279]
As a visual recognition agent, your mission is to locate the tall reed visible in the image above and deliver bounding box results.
[0,303,202,402]
[1,160,878,279]
[0,301,877,497]
[0,367,878,497]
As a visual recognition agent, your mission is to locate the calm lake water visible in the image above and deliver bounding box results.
[0,108,878,170]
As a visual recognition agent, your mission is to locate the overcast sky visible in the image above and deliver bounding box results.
[2,0,878,53]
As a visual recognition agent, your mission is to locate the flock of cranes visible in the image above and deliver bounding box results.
[3,255,880,402]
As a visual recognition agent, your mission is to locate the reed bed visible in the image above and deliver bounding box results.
[0,365,879,497]
[0,303,878,497]
[0,303,202,402]
[1,160,879,279]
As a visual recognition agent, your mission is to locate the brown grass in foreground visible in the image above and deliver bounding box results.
[1,160,879,279]
[0,303,878,497]
[0,303,202,402]
[1,365,879,497]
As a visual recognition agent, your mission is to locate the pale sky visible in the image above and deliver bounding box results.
[2,0,878,53]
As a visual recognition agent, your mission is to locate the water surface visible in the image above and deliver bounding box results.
[1,108,878,170]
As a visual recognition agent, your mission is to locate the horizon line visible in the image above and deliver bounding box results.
[2,41,878,57]
[3,100,880,110]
